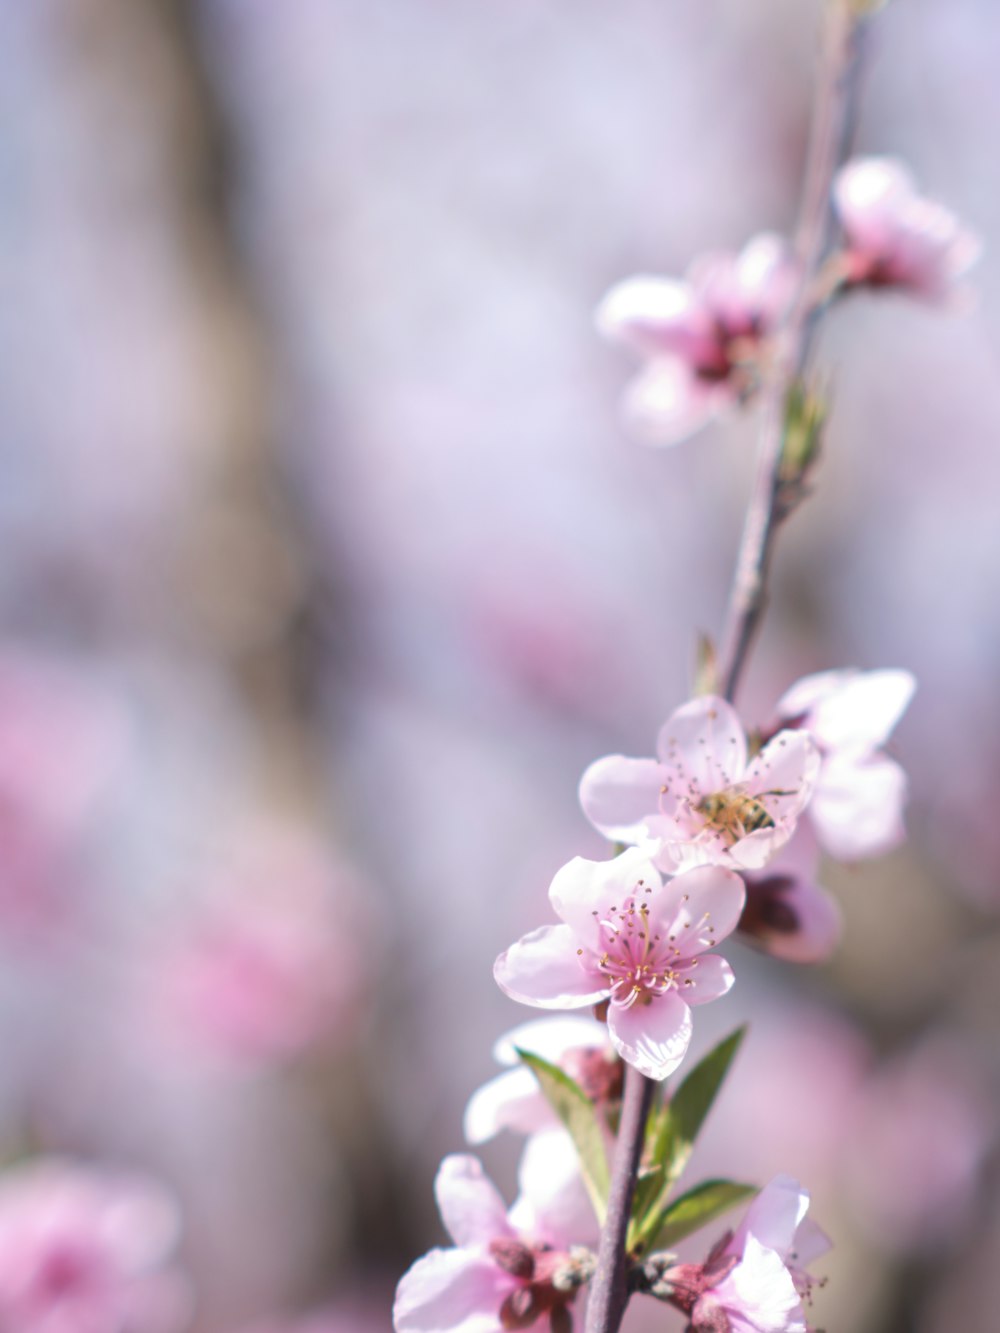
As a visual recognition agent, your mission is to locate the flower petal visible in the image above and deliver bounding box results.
[463,1069,550,1145]
[491,1015,609,1068]
[596,276,720,364]
[810,754,907,861]
[548,851,662,950]
[705,1235,806,1333]
[494,924,607,1009]
[743,730,820,821]
[394,1247,512,1333]
[658,865,747,950]
[680,952,735,1005]
[435,1156,513,1248]
[656,696,747,796]
[623,361,727,447]
[783,669,916,756]
[607,991,692,1081]
[733,1175,811,1259]
[578,755,667,844]
[509,1128,599,1251]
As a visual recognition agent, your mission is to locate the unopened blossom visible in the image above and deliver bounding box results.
[463,1016,619,1146]
[832,157,980,303]
[494,849,744,1081]
[597,233,798,445]
[775,668,915,862]
[393,1155,594,1333]
[654,1176,829,1333]
[580,695,819,875]
[0,1158,189,1333]
[738,828,842,965]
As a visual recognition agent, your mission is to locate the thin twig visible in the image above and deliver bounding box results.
[584,1064,655,1333]
[584,10,869,1333]
[719,3,867,703]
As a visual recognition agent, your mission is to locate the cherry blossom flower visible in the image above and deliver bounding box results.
[580,696,819,875]
[494,849,744,1081]
[656,1176,829,1333]
[393,1155,594,1333]
[775,668,915,862]
[597,233,798,445]
[463,1016,619,1146]
[154,829,367,1067]
[0,1158,189,1333]
[737,828,842,965]
[832,157,980,303]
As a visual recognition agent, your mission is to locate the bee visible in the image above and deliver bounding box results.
[694,788,796,843]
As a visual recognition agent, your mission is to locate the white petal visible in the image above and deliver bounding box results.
[393,1248,511,1333]
[656,696,747,796]
[734,1175,811,1259]
[743,731,820,820]
[578,755,667,844]
[548,851,662,950]
[708,1235,806,1333]
[463,1069,551,1145]
[659,864,747,948]
[624,361,726,447]
[607,991,692,1081]
[494,924,607,1009]
[810,755,907,861]
[680,953,735,1006]
[491,1016,608,1067]
[509,1128,599,1251]
[435,1156,513,1248]
[802,669,915,755]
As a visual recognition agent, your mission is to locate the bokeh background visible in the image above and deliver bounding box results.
[1,0,999,1329]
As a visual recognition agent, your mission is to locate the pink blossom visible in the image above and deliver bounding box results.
[832,157,980,303]
[0,1158,189,1333]
[393,1155,592,1333]
[737,829,842,965]
[156,831,366,1067]
[663,1176,829,1333]
[463,1016,618,1145]
[775,669,915,862]
[580,696,819,875]
[597,233,798,445]
[494,849,744,1081]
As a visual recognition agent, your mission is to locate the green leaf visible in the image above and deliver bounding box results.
[648,1179,758,1250]
[630,1027,746,1251]
[515,1048,610,1224]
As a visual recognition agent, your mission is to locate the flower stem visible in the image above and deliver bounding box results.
[584,1063,655,1333]
[719,1,868,704]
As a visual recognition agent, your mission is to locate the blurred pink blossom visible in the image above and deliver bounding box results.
[832,157,981,303]
[0,650,126,939]
[494,849,744,1080]
[580,695,819,874]
[0,1158,189,1333]
[155,830,367,1068]
[844,1034,995,1255]
[393,1154,592,1333]
[775,668,914,862]
[597,233,798,444]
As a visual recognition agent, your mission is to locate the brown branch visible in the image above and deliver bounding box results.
[719,3,868,703]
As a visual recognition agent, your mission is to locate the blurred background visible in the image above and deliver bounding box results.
[0,0,998,1329]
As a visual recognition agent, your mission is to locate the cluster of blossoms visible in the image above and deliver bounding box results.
[599,156,979,446]
[395,146,973,1333]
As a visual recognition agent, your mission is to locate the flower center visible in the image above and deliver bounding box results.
[591,891,692,1009]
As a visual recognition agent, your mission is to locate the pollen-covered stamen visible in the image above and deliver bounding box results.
[590,887,697,1008]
